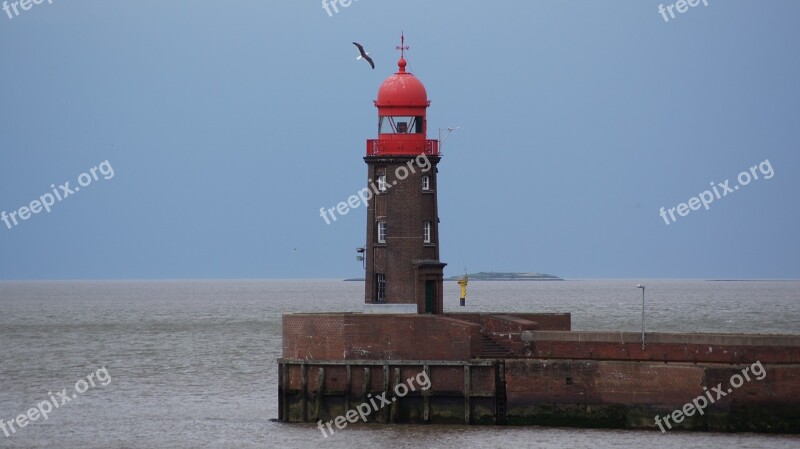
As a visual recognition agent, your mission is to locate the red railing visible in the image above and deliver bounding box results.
[366,139,439,156]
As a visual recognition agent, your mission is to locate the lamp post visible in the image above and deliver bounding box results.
[637,284,646,350]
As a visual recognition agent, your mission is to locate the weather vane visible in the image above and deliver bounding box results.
[396,32,409,59]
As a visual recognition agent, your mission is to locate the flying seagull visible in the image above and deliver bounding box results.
[352,42,374,69]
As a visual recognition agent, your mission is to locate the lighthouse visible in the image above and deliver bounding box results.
[280,36,800,432]
[363,35,446,314]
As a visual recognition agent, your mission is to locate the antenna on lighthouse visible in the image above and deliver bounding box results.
[438,126,460,153]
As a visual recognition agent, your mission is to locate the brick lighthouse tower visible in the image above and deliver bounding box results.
[363,35,446,314]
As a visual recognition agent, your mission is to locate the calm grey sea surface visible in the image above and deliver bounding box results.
[1,279,798,449]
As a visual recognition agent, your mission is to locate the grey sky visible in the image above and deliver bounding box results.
[1,1,798,280]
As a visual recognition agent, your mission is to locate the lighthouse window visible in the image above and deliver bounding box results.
[379,116,424,134]
[423,221,432,243]
[378,221,386,243]
[422,175,430,191]
[378,175,387,192]
[376,274,386,302]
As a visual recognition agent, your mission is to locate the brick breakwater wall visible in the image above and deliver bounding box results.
[279,313,800,432]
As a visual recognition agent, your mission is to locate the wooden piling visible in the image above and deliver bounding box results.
[315,367,325,420]
[464,365,471,424]
[345,364,352,412]
[300,364,307,422]
[390,367,400,423]
[423,364,430,423]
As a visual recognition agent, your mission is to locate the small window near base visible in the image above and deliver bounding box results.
[376,274,386,302]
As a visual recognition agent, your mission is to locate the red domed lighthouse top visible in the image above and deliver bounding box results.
[375,56,429,108]
[367,34,438,157]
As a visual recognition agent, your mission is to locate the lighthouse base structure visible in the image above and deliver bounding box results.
[279,312,800,432]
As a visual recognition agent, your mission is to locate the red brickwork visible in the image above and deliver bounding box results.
[525,332,800,364]
[282,313,346,360]
[444,313,571,332]
[364,156,444,312]
[505,360,705,408]
[507,313,572,331]
[441,313,571,354]
[283,313,481,360]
